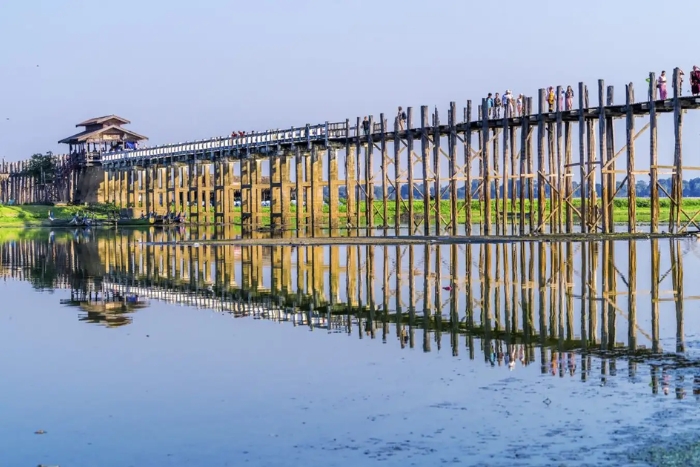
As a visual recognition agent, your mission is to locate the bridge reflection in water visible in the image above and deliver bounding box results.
[2,230,700,396]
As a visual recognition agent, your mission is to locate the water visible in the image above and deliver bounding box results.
[2,228,700,466]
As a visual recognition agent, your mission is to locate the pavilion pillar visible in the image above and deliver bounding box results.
[241,159,252,231]
[270,155,282,229]
[224,160,233,225]
[311,145,324,231]
[328,148,339,230]
[346,146,356,228]
[188,160,198,223]
[166,165,175,214]
[142,165,151,215]
[280,153,290,229]
[251,159,261,229]
[304,153,311,229]
[127,168,135,209]
[214,160,224,224]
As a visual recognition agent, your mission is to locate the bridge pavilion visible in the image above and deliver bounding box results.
[58,115,148,166]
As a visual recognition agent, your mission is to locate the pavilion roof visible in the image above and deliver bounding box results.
[75,115,131,127]
[58,125,148,145]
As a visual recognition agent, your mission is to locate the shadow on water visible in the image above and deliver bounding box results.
[3,227,700,397]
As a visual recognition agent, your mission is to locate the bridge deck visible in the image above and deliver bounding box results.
[100,96,700,167]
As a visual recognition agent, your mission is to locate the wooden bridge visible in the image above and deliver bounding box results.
[92,68,696,236]
[1,68,698,237]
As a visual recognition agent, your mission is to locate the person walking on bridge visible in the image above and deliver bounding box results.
[397,107,407,131]
[691,66,700,96]
[486,93,494,118]
[362,116,370,137]
[658,71,668,99]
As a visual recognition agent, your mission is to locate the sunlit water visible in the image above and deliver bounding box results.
[2,227,700,466]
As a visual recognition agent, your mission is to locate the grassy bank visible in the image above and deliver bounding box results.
[0,205,111,227]
[185,198,700,226]
[2,199,700,228]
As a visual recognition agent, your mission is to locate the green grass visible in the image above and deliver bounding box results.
[0,204,110,227]
[3,198,699,228]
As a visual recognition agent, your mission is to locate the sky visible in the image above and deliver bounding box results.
[1,0,699,170]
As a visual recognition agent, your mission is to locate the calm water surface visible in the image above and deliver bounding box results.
[2,228,700,466]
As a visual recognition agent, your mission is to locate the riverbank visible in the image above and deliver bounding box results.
[0,205,111,227]
[2,199,700,228]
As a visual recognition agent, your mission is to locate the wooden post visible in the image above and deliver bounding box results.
[527,98,535,232]
[481,99,491,234]
[270,156,281,229]
[328,149,339,231]
[355,117,362,229]
[449,102,458,235]
[605,86,615,233]
[433,107,441,235]
[502,98,509,233]
[345,145,356,229]
[555,85,563,233]
[464,102,473,235]
[591,79,610,232]
[578,83,587,232]
[366,116,375,230]
[586,87,597,232]
[279,155,290,229]
[393,115,402,232]
[310,146,323,231]
[295,148,303,231]
[671,68,683,232]
[519,103,528,234]
[493,120,500,234]
[649,73,659,232]
[420,106,431,234]
[380,113,389,230]
[406,107,415,233]
[537,89,546,231]
[241,159,251,231]
[564,98,573,233]
[626,83,636,232]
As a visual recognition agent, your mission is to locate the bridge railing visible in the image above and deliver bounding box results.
[101,120,354,164]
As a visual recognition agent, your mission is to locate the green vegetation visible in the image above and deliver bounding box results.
[3,198,700,228]
[0,204,111,227]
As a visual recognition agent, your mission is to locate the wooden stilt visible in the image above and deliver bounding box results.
[671,68,683,232]
[649,73,659,233]
[449,102,458,235]
[465,101,473,235]
[578,83,587,232]
[481,100,491,234]
[406,107,415,233]
[626,83,636,232]
[537,89,546,231]
[421,106,431,234]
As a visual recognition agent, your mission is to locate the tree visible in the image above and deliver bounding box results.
[23,152,57,185]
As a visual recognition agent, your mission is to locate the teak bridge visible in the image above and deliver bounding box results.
[1,68,698,236]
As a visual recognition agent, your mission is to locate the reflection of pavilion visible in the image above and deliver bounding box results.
[60,289,149,328]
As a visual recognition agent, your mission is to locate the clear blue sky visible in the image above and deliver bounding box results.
[1,0,699,169]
